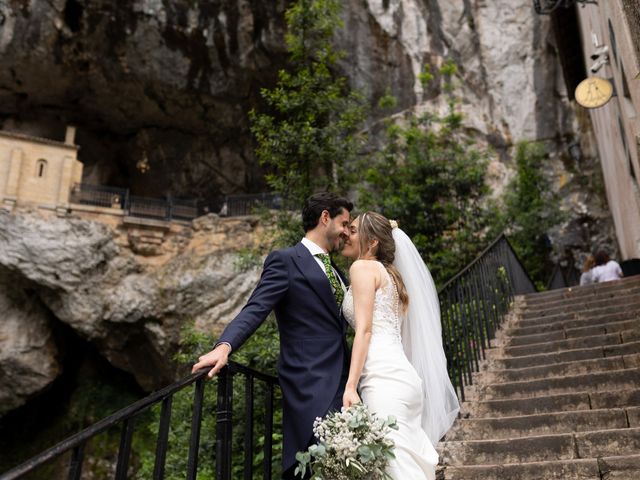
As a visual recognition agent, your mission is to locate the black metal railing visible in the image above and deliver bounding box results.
[0,362,280,480]
[70,184,200,222]
[220,193,282,217]
[69,183,129,210]
[70,184,279,220]
[438,234,536,401]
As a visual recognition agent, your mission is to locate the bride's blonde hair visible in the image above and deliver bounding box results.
[357,212,409,311]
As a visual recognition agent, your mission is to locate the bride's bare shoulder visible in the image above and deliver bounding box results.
[349,259,381,277]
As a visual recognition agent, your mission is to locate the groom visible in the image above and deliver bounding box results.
[192,192,353,479]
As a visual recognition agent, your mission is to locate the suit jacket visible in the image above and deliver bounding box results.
[218,242,350,471]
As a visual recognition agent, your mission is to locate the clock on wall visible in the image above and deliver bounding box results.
[575,77,614,108]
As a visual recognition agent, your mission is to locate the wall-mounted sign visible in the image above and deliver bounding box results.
[575,77,614,108]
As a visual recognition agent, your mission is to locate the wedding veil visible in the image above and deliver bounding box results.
[392,227,460,446]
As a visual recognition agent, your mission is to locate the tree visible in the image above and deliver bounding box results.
[495,141,564,287]
[250,0,366,246]
[359,61,492,284]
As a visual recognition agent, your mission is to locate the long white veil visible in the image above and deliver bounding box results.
[392,227,460,446]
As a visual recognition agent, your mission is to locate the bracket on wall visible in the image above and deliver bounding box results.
[533,0,597,15]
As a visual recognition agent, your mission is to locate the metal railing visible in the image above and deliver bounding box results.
[70,184,279,220]
[70,184,200,222]
[0,362,280,480]
[438,234,536,401]
[69,183,129,210]
[220,193,282,217]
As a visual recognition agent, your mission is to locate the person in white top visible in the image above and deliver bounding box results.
[579,255,596,286]
[591,250,624,283]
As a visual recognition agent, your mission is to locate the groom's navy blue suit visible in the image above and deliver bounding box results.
[218,242,350,474]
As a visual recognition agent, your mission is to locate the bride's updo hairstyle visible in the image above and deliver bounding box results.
[357,212,409,311]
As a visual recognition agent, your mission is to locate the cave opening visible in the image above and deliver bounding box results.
[63,0,83,33]
[0,320,145,474]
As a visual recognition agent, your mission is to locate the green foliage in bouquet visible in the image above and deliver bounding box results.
[295,403,398,480]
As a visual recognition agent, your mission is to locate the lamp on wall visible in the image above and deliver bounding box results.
[136,150,150,174]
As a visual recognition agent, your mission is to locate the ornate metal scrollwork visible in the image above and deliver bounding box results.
[533,0,598,15]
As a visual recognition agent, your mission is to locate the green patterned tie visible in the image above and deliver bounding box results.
[316,253,344,307]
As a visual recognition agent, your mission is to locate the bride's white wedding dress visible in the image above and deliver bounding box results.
[342,262,438,480]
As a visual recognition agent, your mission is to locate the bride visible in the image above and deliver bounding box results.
[340,212,460,479]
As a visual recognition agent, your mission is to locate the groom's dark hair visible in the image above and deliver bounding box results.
[302,192,353,232]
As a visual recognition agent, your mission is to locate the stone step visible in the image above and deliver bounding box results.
[477,354,640,384]
[522,276,640,306]
[439,427,640,466]
[523,287,640,313]
[521,292,640,319]
[501,319,640,346]
[598,454,640,480]
[486,342,640,370]
[499,330,640,358]
[470,368,640,401]
[505,316,640,338]
[439,455,640,480]
[447,408,633,441]
[517,308,640,328]
[464,388,640,418]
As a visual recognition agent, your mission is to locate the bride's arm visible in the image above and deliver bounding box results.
[343,260,378,408]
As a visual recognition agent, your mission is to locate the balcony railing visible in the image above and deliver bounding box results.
[220,193,282,217]
[70,184,279,221]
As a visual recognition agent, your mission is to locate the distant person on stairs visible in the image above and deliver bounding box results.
[579,255,596,286]
[591,250,624,283]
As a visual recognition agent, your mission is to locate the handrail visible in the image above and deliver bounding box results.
[438,234,536,401]
[1,362,279,480]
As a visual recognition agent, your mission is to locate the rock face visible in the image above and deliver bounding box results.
[0,276,60,415]
[0,209,262,404]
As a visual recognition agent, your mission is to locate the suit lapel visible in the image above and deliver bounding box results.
[292,242,341,320]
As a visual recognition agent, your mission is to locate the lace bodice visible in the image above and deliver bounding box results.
[342,262,402,342]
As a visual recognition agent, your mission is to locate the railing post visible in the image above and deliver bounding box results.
[66,443,84,480]
[114,418,134,480]
[153,396,173,480]
[244,375,255,480]
[263,383,274,480]
[216,366,234,480]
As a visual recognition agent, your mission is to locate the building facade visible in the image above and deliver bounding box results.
[0,126,83,214]
[575,0,640,259]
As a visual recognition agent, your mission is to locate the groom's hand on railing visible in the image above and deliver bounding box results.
[191,343,232,378]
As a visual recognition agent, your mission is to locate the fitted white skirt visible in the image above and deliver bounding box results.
[359,334,438,480]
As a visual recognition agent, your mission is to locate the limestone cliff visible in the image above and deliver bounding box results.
[0,209,262,413]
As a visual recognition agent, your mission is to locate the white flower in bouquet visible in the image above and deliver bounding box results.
[295,403,398,480]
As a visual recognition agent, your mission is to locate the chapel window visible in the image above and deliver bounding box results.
[36,159,47,178]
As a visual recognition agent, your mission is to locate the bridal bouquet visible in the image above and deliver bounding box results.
[295,403,398,480]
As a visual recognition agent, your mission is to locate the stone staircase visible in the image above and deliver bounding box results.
[438,275,640,480]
